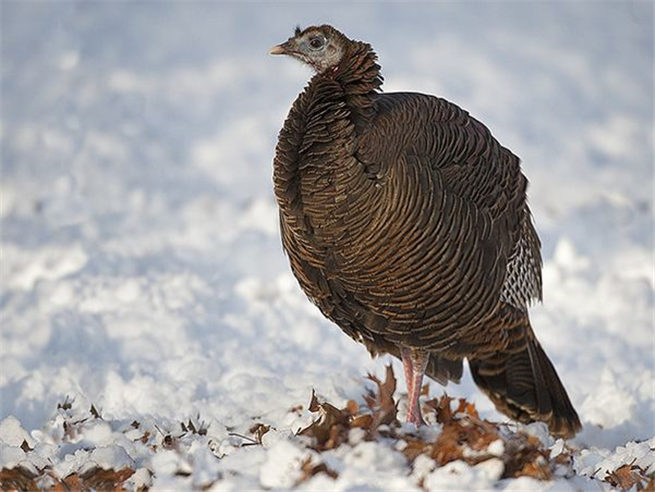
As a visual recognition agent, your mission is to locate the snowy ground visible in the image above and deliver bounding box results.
[1,2,653,490]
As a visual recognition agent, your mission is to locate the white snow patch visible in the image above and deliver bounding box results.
[0,416,36,448]
[259,439,309,488]
[424,458,504,490]
[2,243,88,291]
[79,445,134,474]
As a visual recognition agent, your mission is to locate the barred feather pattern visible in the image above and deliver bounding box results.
[500,208,543,310]
[272,26,580,437]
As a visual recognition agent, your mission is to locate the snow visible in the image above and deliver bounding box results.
[0,416,35,448]
[1,1,653,490]
[424,458,504,490]
[575,437,655,479]
[260,439,309,488]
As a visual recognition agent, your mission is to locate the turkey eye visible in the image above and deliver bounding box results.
[309,37,324,49]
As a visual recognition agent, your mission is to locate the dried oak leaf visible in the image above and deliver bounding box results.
[77,467,135,491]
[502,432,552,480]
[516,459,552,481]
[298,391,351,450]
[364,364,398,429]
[645,475,655,492]
[0,467,39,492]
[420,383,430,397]
[604,464,653,491]
[346,399,359,416]
[299,365,399,450]
[424,393,552,481]
[424,395,499,466]
[425,395,481,426]
[350,413,374,430]
[402,438,431,462]
[430,420,470,465]
[53,473,82,492]
[455,398,480,419]
[249,423,271,444]
[425,395,455,424]
[139,431,151,444]
[297,457,339,484]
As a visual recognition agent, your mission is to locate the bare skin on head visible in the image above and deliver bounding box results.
[269,25,346,73]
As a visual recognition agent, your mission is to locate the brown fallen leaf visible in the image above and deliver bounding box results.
[53,472,82,492]
[0,467,39,492]
[402,438,431,462]
[350,414,374,429]
[364,364,398,430]
[249,423,271,444]
[423,392,553,481]
[296,457,339,484]
[346,399,359,416]
[77,467,135,491]
[430,418,497,467]
[501,432,552,481]
[298,391,351,450]
[420,384,430,397]
[604,464,654,491]
[516,458,552,481]
[644,475,655,492]
[425,394,454,424]
[455,397,480,419]
[299,367,399,451]
[295,365,563,484]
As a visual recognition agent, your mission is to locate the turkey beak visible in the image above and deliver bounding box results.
[269,41,292,56]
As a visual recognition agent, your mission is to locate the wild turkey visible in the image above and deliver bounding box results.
[270,25,581,437]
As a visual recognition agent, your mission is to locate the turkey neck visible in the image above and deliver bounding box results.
[333,41,383,130]
[273,41,383,243]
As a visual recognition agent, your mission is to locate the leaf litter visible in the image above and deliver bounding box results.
[1,366,653,490]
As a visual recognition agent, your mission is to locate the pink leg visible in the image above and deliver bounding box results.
[400,346,415,398]
[400,347,429,426]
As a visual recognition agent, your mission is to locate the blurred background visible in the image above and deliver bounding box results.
[1,2,653,449]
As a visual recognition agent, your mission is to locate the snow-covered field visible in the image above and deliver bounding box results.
[1,2,653,490]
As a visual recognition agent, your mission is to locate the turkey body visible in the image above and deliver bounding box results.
[272,26,580,437]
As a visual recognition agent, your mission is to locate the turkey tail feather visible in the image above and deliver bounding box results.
[426,354,463,385]
[470,332,581,438]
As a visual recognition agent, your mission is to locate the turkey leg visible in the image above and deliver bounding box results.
[400,346,428,426]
